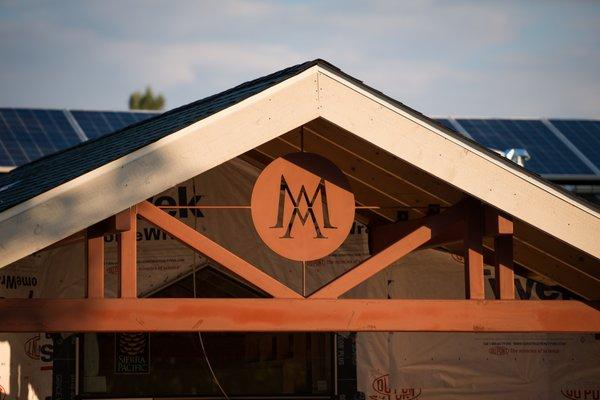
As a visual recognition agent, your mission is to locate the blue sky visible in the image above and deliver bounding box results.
[0,0,598,117]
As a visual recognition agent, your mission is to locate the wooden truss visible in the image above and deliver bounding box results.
[1,199,599,333]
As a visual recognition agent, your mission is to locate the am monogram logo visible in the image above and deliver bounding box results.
[251,152,355,261]
[271,175,337,239]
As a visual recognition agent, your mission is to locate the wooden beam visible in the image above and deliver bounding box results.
[137,201,301,299]
[305,118,462,206]
[88,211,133,238]
[255,141,400,221]
[443,241,600,300]
[515,221,600,283]
[115,208,133,231]
[118,206,137,298]
[86,233,104,299]
[369,212,465,254]
[278,130,431,217]
[485,207,513,236]
[465,200,485,299]
[512,238,600,300]
[311,200,467,298]
[488,211,515,300]
[419,223,465,250]
[495,236,515,299]
[0,298,598,333]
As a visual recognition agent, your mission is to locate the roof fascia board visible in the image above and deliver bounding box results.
[0,67,320,267]
[315,67,600,259]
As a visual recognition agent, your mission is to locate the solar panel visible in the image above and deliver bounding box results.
[549,120,600,171]
[71,110,158,139]
[456,119,593,175]
[435,118,457,132]
[0,108,82,166]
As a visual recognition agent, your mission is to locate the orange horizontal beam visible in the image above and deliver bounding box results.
[137,201,301,299]
[0,298,598,333]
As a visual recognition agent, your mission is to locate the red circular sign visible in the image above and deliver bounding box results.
[251,152,355,261]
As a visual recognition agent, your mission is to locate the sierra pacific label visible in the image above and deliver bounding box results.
[115,333,150,374]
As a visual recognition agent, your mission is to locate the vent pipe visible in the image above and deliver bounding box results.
[503,148,531,167]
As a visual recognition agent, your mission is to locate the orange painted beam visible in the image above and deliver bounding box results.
[313,226,432,299]
[484,206,516,299]
[137,201,301,299]
[368,201,466,254]
[495,236,515,299]
[88,210,132,238]
[0,298,598,333]
[114,208,133,232]
[311,200,467,299]
[86,233,104,298]
[119,206,137,298]
[465,200,485,299]
[485,207,514,236]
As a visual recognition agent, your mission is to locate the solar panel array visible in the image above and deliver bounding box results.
[0,109,83,166]
[70,110,158,139]
[434,118,457,132]
[549,119,600,171]
[454,119,593,175]
[0,108,598,178]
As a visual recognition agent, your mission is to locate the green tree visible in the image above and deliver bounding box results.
[128,86,165,110]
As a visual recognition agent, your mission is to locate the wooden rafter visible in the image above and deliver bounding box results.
[502,239,599,300]
[276,134,429,217]
[305,118,461,207]
[442,239,600,300]
[516,223,600,283]
[253,143,399,222]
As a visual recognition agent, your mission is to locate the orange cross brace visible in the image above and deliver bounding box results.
[310,200,467,298]
[137,201,301,299]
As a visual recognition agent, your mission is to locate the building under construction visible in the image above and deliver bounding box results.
[0,60,599,400]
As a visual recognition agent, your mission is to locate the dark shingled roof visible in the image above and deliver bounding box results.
[0,60,323,213]
[0,59,597,215]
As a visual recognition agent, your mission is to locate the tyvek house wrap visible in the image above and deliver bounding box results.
[0,157,598,400]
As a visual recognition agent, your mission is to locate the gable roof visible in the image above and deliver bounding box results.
[0,59,598,295]
[1,59,596,214]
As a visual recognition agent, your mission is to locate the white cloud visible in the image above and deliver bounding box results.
[0,0,598,117]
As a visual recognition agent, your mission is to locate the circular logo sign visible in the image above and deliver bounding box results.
[251,152,355,261]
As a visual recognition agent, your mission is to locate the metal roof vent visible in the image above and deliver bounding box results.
[503,148,531,167]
